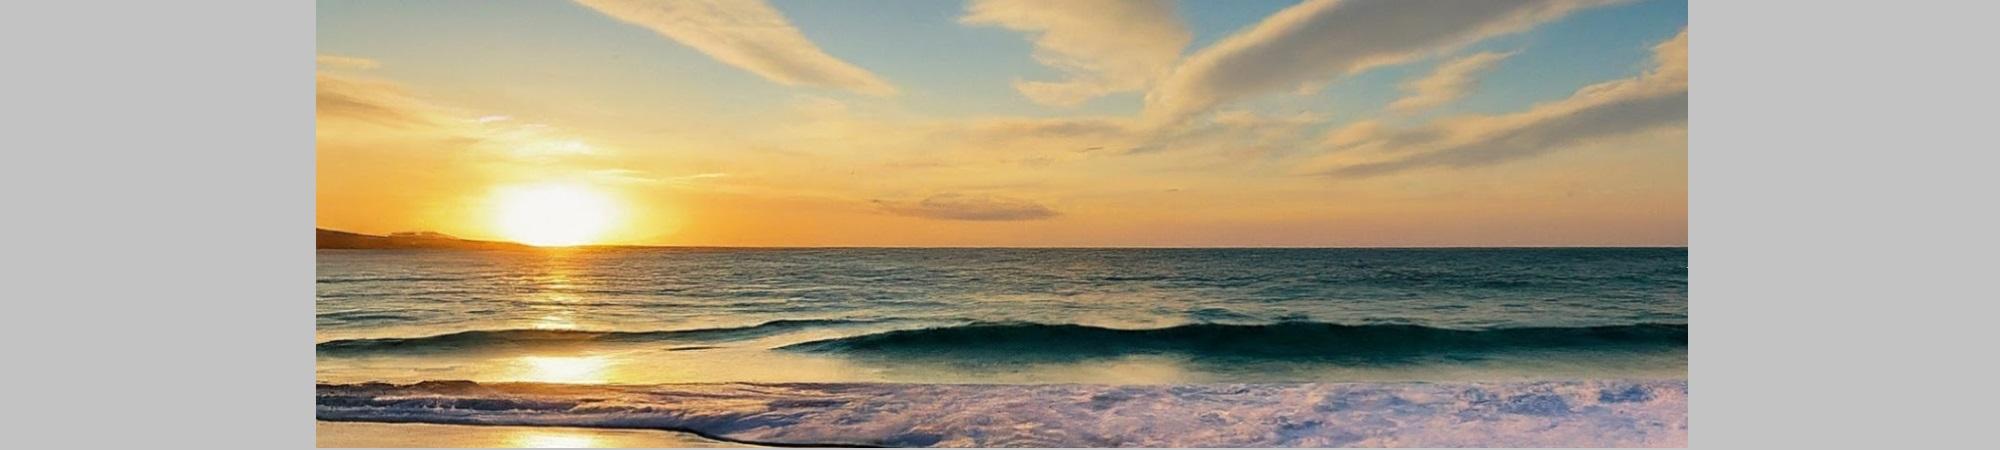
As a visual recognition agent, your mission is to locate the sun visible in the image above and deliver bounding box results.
[490,183,620,247]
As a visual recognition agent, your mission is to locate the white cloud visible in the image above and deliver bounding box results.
[1143,0,1614,127]
[1387,51,1515,114]
[573,0,897,96]
[1310,29,1687,177]
[962,0,1190,107]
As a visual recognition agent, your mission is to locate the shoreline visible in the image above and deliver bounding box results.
[316,421,759,448]
[319,379,1687,447]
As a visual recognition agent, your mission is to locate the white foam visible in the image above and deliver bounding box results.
[319,380,1686,447]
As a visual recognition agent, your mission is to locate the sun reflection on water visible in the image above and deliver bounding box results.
[514,355,613,383]
[508,429,602,448]
[523,254,587,330]
[533,314,579,330]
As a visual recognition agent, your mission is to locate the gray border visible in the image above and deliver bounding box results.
[4,0,314,448]
[1690,0,1997,448]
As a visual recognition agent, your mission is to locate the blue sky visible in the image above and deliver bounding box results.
[319,0,1683,124]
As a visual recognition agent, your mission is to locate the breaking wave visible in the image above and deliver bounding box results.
[316,319,881,355]
[780,322,1686,361]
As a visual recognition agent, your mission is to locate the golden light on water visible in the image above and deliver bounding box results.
[533,313,579,330]
[508,429,601,448]
[491,183,620,247]
[515,355,612,383]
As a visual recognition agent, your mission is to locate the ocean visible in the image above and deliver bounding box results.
[316,248,1688,446]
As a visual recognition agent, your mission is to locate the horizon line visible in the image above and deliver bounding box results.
[317,227,1686,250]
[348,243,1690,250]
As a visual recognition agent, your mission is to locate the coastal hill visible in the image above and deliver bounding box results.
[317,228,534,250]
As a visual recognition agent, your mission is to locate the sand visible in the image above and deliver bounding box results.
[316,421,755,448]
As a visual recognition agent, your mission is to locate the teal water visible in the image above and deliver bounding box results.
[315,248,1686,384]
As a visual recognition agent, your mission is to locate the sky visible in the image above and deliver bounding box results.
[316,0,1687,247]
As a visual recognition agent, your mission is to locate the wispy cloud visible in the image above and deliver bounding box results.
[316,54,380,70]
[667,172,730,184]
[876,193,1059,221]
[315,74,433,128]
[1311,29,1687,177]
[572,0,897,96]
[962,0,1189,107]
[1388,51,1515,114]
[1143,0,1614,127]
[958,117,1133,142]
[1129,110,1323,160]
[317,70,622,163]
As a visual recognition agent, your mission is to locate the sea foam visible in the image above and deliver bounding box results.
[318,380,1687,447]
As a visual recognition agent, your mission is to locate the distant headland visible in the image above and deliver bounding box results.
[317,228,532,250]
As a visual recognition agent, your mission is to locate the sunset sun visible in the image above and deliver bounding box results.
[491,183,619,247]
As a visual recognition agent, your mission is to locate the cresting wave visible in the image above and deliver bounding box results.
[316,380,1688,447]
[318,319,1685,361]
[315,318,882,355]
[780,322,1687,361]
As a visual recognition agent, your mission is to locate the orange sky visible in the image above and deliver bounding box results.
[316,1,1685,247]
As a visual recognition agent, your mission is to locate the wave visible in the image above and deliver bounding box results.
[779,322,1685,361]
[317,379,1687,447]
[316,319,879,356]
[318,318,1686,363]
[317,275,469,284]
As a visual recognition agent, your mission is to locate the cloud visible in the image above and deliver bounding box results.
[317,70,627,166]
[931,110,1325,163]
[1143,0,1614,127]
[572,0,896,96]
[317,54,380,70]
[961,117,1132,141]
[876,193,1059,221]
[1311,28,1687,177]
[962,0,1189,107]
[316,73,434,128]
[1387,51,1515,114]
[1128,110,1323,159]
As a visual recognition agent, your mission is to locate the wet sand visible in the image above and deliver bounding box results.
[316,421,756,448]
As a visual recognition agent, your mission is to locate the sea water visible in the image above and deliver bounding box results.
[317,247,1685,385]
